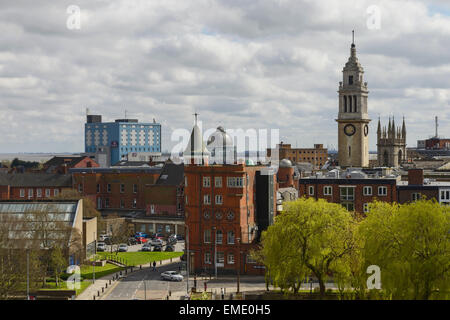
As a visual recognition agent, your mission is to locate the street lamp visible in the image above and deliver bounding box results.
[186,225,189,295]
[236,237,240,294]
[212,226,217,279]
[26,249,30,300]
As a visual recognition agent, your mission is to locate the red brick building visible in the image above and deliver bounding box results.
[185,163,277,276]
[43,156,99,174]
[0,173,72,200]
[267,143,328,168]
[71,167,161,213]
[298,169,398,214]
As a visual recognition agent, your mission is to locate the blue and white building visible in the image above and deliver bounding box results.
[84,114,161,166]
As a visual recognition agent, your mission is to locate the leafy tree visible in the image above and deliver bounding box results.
[359,200,450,300]
[260,197,357,297]
[50,246,67,287]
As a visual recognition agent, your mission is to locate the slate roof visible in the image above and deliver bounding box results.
[155,162,184,186]
[44,156,86,168]
[0,173,72,187]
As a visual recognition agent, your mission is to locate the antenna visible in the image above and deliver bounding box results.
[352,30,355,44]
[124,109,128,119]
[193,112,199,124]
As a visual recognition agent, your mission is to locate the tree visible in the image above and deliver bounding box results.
[50,246,67,287]
[359,200,450,300]
[260,197,357,297]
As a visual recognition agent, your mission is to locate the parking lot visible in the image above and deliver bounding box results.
[97,240,185,253]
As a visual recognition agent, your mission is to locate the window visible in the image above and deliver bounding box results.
[342,202,354,211]
[363,186,372,196]
[203,177,211,188]
[227,231,235,244]
[363,203,370,213]
[133,184,138,193]
[28,189,33,199]
[45,189,51,197]
[412,193,421,201]
[217,252,224,265]
[323,186,332,196]
[54,189,59,197]
[36,189,42,198]
[227,177,244,188]
[204,229,211,243]
[107,184,111,193]
[378,186,387,196]
[96,184,100,193]
[228,253,235,265]
[120,199,125,208]
[204,252,211,264]
[340,187,355,201]
[215,195,223,205]
[105,198,110,208]
[215,177,222,188]
[132,198,137,208]
[203,194,211,205]
[78,184,83,193]
[308,186,314,196]
[246,254,257,264]
[349,75,353,85]
[120,184,125,193]
[20,189,25,198]
[216,230,223,244]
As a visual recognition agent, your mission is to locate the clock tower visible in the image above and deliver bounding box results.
[336,34,370,168]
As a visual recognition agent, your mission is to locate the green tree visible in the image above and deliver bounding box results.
[260,197,357,297]
[359,200,450,300]
[50,246,67,287]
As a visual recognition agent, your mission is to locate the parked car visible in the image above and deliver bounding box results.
[141,243,152,252]
[97,242,106,252]
[104,237,112,245]
[165,245,174,252]
[167,235,177,245]
[128,237,137,245]
[160,271,183,282]
[135,232,148,239]
[118,244,128,252]
[136,237,147,244]
[153,245,162,252]
[150,238,163,246]
[155,233,164,240]
[176,234,184,241]
[99,234,110,241]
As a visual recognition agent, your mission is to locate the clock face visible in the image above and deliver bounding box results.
[364,124,369,136]
[344,124,356,136]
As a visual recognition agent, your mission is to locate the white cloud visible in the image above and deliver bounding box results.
[0,0,449,153]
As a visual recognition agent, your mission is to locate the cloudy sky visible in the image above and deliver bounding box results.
[1,0,450,154]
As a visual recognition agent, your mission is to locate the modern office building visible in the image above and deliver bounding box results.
[84,114,161,167]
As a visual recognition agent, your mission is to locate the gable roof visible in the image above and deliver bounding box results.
[44,156,87,168]
[0,173,72,187]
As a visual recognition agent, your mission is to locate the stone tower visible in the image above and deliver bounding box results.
[337,36,370,168]
[377,116,407,167]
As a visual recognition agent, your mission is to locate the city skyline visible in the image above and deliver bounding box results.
[1,0,450,153]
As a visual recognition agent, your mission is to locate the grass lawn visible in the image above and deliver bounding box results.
[95,251,183,267]
[80,263,124,279]
[40,280,91,296]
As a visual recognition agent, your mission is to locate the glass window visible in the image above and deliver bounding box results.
[363,203,369,213]
[215,195,223,205]
[204,229,211,243]
[215,177,222,188]
[20,189,25,198]
[378,187,387,196]
[203,177,211,188]
[36,189,42,198]
[28,189,33,198]
[96,184,100,193]
[363,186,372,196]
[107,184,111,193]
[54,189,59,196]
[340,187,355,201]
[228,253,235,265]
[204,252,211,264]
[216,230,223,244]
[323,186,332,196]
[120,184,125,193]
[217,252,224,264]
[203,194,211,205]
[133,184,138,193]
[45,189,51,197]
[308,186,314,196]
[227,231,235,244]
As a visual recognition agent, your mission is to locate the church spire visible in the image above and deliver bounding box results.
[402,116,406,139]
[377,117,381,137]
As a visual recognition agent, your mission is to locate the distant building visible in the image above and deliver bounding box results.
[298,168,399,214]
[84,114,161,167]
[376,117,407,167]
[266,143,328,169]
[43,156,99,174]
[0,173,72,200]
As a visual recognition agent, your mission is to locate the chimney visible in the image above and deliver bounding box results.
[408,169,424,185]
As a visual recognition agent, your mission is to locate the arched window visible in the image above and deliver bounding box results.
[227,231,235,244]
